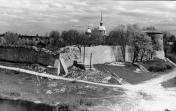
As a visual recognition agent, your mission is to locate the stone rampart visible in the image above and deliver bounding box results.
[0,45,59,67]
[80,45,133,65]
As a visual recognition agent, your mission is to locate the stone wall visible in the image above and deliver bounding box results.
[80,45,133,65]
[0,45,59,67]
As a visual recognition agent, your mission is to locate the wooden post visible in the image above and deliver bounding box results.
[83,46,86,64]
[90,53,92,70]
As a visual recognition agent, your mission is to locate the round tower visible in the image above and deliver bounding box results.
[146,31,165,59]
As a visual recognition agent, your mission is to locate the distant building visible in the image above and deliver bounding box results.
[98,11,106,35]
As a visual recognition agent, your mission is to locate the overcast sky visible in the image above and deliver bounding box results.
[0,0,176,35]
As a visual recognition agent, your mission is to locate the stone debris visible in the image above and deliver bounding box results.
[108,62,125,67]
[54,87,66,93]
[59,46,80,68]
[60,87,66,93]
[134,68,142,73]
[67,66,111,84]
[85,85,98,90]
[46,90,53,94]
[102,76,112,83]
[53,89,61,93]
[48,82,58,87]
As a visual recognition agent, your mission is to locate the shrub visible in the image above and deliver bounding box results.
[166,53,176,63]
[148,62,173,72]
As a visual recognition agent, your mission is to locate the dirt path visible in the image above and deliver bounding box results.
[129,69,176,90]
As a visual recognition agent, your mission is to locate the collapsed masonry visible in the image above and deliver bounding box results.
[0,45,68,75]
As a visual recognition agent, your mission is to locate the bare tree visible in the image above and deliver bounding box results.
[47,30,63,50]
[109,25,129,62]
[130,32,153,63]
[4,32,20,45]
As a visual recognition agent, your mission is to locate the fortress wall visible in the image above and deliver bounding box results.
[0,45,58,67]
[80,45,133,65]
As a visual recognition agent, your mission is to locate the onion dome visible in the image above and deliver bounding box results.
[85,26,92,35]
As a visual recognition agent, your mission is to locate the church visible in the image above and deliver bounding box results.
[86,11,106,36]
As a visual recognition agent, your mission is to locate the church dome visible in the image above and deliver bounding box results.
[85,27,92,35]
[98,25,106,31]
[87,28,91,33]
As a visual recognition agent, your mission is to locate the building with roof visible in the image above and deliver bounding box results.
[85,11,106,36]
[98,11,106,36]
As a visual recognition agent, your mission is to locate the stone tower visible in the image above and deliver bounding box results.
[146,31,165,59]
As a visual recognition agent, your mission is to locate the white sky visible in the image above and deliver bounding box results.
[0,0,176,35]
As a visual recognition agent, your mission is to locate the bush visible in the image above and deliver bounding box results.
[166,53,176,63]
[142,58,174,72]
[148,62,173,72]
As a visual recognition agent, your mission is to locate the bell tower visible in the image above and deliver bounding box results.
[98,11,106,35]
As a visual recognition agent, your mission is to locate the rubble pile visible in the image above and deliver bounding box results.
[59,46,80,68]
[67,66,112,83]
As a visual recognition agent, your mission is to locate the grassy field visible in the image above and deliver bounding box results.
[140,59,174,72]
[0,68,124,111]
[162,77,176,88]
[94,62,173,84]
